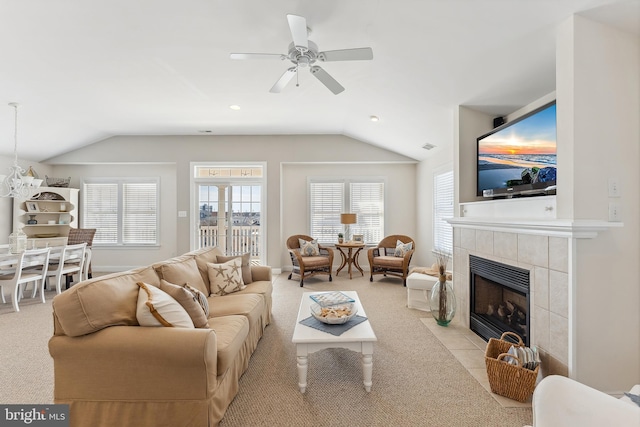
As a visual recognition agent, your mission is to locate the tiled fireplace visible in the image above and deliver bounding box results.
[451,225,570,377]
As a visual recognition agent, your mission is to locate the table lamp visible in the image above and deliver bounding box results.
[340,213,357,242]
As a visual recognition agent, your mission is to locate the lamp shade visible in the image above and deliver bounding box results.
[340,213,357,225]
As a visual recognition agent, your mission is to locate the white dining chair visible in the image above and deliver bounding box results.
[0,248,50,312]
[38,243,86,294]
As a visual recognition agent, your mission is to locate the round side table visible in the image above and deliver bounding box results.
[335,242,365,279]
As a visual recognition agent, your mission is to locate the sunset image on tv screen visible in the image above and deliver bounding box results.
[477,103,556,193]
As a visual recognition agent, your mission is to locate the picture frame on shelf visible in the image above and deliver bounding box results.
[26,202,39,213]
[352,234,364,243]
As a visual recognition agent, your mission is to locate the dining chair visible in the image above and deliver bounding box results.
[37,243,86,295]
[66,228,96,279]
[0,247,51,312]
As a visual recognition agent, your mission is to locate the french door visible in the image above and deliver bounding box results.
[197,183,262,261]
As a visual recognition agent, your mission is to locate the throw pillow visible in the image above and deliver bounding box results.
[216,252,253,284]
[136,282,194,328]
[184,282,210,317]
[299,238,320,256]
[159,280,209,328]
[207,259,246,296]
[394,240,413,257]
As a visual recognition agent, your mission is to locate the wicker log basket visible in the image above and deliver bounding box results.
[484,331,539,402]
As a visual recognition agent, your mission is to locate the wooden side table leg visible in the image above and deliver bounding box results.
[336,247,347,276]
[353,247,364,277]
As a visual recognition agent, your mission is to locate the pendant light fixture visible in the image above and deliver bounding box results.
[0,103,43,198]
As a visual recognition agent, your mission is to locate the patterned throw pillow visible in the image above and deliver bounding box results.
[159,280,209,328]
[136,282,195,328]
[299,238,320,256]
[394,240,413,257]
[184,282,210,316]
[207,259,246,296]
[216,252,253,284]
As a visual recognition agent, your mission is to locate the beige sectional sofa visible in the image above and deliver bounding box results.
[48,246,272,427]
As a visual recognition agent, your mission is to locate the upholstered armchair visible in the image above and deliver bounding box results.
[286,235,334,287]
[368,235,415,286]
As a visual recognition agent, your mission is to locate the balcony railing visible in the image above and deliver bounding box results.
[199,225,261,262]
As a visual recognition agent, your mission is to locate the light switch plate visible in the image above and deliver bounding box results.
[178,211,187,217]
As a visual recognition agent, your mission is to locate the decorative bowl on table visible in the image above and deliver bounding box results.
[310,302,357,325]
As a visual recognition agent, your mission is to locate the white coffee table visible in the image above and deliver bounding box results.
[292,291,378,393]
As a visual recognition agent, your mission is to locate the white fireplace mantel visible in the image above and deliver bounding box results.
[447,217,623,239]
[451,197,623,238]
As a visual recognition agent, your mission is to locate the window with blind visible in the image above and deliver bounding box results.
[309,180,384,244]
[433,170,454,254]
[83,179,159,246]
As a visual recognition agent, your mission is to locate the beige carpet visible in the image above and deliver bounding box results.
[0,273,532,426]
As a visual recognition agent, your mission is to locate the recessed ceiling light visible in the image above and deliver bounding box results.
[229,105,241,110]
[370,115,379,122]
[198,130,212,133]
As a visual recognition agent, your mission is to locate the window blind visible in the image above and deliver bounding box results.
[350,182,384,244]
[433,170,454,254]
[310,182,343,244]
[309,180,384,245]
[83,179,159,246]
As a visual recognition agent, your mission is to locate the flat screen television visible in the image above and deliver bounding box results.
[477,100,557,198]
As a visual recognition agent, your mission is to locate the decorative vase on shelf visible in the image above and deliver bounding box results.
[27,215,38,224]
[429,252,456,326]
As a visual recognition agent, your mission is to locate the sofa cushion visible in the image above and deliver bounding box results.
[216,252,253,284]
[136,282,195,328]
[207,259,246,296]
[153,256,208,296]
[207,315,249,375]
[209,293,264,331]
[187,246,225,289]
[52,265,161,337]
[159,280,209,328]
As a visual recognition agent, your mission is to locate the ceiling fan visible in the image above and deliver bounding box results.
[230,14,373,95]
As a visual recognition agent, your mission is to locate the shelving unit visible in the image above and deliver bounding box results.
[13,187,79,248]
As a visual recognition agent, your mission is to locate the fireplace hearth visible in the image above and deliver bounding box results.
[469,255,530,346]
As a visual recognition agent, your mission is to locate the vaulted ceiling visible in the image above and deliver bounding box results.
[0,0,637,162]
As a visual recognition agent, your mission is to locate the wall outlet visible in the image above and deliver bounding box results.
[608,178,620,197]
[608,202,621,222]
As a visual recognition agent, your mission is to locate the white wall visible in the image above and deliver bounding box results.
[415,145,453,267]
[281,162,417,271]
[0,156,53,244]
[557,15,640,392]
[46,134,416,270]
[50,163,177,270]
[454,106,493,206]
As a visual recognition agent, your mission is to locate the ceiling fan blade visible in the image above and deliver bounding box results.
[230,53,286,60]
[310,66,345,95]
[286,14,308,50]
[270,67,297,93]
[318,47,373,62]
